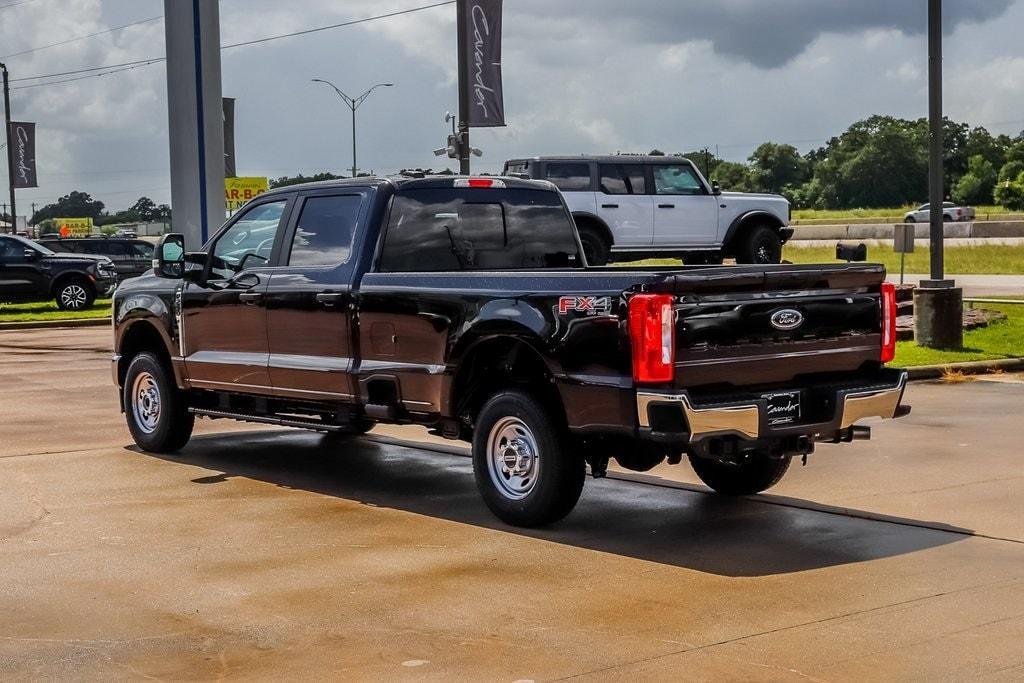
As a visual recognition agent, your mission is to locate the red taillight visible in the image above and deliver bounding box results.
[629,293,675,383]
[453,178,506,189]
[880,282,897,363]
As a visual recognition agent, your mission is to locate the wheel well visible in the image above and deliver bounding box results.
[450,337,565,435]
[49,271,93,298]
[117,321,172,388]
[572,214,613,247]
[724,214,784,255]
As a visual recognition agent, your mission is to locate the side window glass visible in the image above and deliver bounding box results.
[0,237,19,261]
[544,162,590,191]
[210,200,287,278]
[653,165,705,195]
[131,242,155,258]
[288,195,362,267]
[599,164,644,195]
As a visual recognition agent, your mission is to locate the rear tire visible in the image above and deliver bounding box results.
[472,391,585,527]
[123,352,194,453]
[577,225,610,266]
[905,216,916,223]
[734,225,782,264]
[689,452,791,496]
[55,278,96,311]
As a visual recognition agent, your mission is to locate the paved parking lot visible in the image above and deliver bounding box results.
[2,327,1023,679]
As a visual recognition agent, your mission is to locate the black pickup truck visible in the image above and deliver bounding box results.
[112,176,908,526]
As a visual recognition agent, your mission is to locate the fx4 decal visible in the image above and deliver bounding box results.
[558,296,612,316]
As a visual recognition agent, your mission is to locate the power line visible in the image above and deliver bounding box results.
[11,1,456,86]
[10,60,163,91]
[0,15,162,60]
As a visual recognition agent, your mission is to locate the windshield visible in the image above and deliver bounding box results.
[11,234,54,255]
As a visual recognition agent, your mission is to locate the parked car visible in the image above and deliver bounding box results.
[904,202,976,223]
[0,234,117,310]
[503,155,792,265]
[111,175,908,527]
[39,236,155,280]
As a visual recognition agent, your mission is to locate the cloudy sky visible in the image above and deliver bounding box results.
[2,0,1024,214]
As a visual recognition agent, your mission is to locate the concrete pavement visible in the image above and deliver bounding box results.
[2,327,1023,679]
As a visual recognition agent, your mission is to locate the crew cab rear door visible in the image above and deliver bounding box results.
[263,190,367,401]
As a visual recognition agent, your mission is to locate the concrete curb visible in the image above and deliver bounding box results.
[905,357,1024,381]
[0,317,111,331]
[790,220,1024,241]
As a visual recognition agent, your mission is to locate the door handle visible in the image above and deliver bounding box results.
[238,291,263,305]
[315,292,345,306]
[601,203,619,209]
[658,203,675,209]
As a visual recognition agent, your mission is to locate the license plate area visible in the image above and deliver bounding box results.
[764,390,801,426]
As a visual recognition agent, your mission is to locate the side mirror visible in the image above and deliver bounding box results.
[23,249,39,261]
[154,233,186,278]
[711,181,722,195]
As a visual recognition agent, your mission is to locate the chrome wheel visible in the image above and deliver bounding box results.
[60,284,89,310]
[131,371,161,434]
[487,417,540,500]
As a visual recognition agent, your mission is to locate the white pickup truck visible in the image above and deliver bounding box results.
[503,155,792,265]
[903,202,976,223]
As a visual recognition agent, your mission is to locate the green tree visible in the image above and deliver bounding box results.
[994,172,1024,211]
[31,191,105,224]
[711,160,754,192]
[999,160,1024,183]
[952,155,997,205]
[270,172,343,189]
[747,143,808,194]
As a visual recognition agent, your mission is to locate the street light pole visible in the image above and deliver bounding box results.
[311,79,393,178]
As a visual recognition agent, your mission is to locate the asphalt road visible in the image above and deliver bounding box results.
[2,327,1023,680]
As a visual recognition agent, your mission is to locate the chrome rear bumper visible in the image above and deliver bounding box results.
[637,371,908,443]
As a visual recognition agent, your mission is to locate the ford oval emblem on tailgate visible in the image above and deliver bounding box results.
[770,308,804,330]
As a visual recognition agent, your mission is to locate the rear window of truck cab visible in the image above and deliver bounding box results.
[379,188,581,272]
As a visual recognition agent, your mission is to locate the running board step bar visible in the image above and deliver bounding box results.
[189,407,346,433]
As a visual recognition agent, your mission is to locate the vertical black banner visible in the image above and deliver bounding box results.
[9,122,37,189]
[223,97,236,178]
[459,0,505,127]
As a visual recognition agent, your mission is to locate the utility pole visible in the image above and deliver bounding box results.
[311,79,392,178]
[1,63,16,233]
[915,0,963,349]
[455,0,471,175]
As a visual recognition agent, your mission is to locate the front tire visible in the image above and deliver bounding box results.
[123,352,194,453]
[472,391,585,527]
[55,278,95,311]
[905,216,916,223]
[735,225,782,264]
[689,452,791,496]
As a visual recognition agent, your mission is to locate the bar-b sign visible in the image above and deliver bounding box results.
[225,177,268,211]
[459,0,504,127]
[8,122,38,189]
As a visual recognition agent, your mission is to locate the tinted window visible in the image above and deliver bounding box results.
[40,240,74,253]
[211,200,287,278]
[652,164,705,195]
[599,164,645,195]
[504,161,529,175]
[288,195,362,267]
[380,189,580,272]
[0,236,24,261]
[544,162,591,191]
[130,242,155,258]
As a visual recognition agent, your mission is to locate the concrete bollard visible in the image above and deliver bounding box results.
[914,285,963,349]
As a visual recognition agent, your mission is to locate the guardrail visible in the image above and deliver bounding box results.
[964,298,1024,308]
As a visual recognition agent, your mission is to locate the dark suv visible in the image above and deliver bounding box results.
[0,234,117,310]
[39,237,155,280]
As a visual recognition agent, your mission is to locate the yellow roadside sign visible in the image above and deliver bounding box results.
[56,217,94,237]
[225,177,269,211]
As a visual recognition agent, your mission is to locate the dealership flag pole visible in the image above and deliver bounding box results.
[1,63,16,231]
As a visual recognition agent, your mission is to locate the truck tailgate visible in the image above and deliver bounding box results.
[645,264,886,389]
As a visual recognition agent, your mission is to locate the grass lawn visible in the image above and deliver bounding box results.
[785,243,1024,275]
[0,299,112,323]
[894,301,1023,367]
